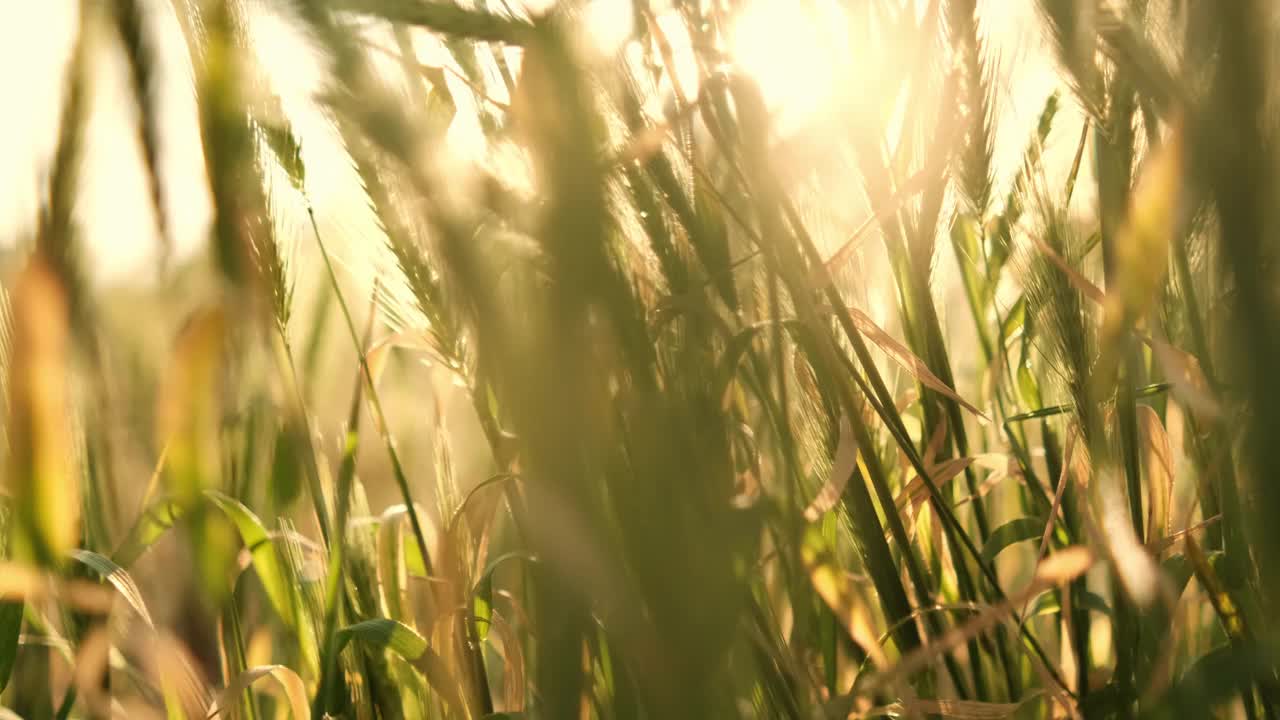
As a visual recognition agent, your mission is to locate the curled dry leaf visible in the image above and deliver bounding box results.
[731,469,761,509]
[378,503,436,619]
[366,327,442,387]
[1069,437,1093,489]
[381,502,438,578]
[898,442,1010,514]
[803,415,857,522]
[923,417,949,467]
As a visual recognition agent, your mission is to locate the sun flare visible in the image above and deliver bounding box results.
[728,0,845,135]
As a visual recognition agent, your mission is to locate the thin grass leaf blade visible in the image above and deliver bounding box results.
[0,599,20,692]
[206,491,299,630]
[208,664,310,720]
[337,619,464,715]
[69,549,155,628]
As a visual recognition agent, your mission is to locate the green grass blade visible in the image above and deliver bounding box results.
[980,518,1049,568]
[0,600,20,692]
[337,619,465,717]
[206,491,301,631]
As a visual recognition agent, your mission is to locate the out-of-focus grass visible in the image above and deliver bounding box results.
[2,1,1280,718]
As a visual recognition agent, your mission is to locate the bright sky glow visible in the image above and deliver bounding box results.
[730,0,843,135]
[0,0,1090,289]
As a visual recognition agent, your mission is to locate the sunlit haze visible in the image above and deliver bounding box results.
[0,1,1086,287]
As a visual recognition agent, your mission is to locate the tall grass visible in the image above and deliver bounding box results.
[2,0,1280,718]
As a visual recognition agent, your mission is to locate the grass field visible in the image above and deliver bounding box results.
[2,0,1280,718]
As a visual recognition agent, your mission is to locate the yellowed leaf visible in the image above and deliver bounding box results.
[1136,406,1173,545]
[159,306,228,503]
[6,257,77,564]
[1107,124,1184,337]
[802,527,887,667]
[1034,546,1095,586]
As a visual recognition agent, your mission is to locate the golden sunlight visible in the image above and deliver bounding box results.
[728,0,844,136]
[0,2,1271,717]
[0,0,1082,286]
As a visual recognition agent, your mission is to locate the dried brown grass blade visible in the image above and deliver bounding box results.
[923,416,948,466]
[487,610,526,712]
[1028,233,1106,304]
[819,168,933,286]
[1149,515,1222,555]
[1037,426,1077,563]
[845,307,988,421]
[871,546,1093,692]
[895,456,978,514]
[1148,337,1220,419]
[207,664,310,719]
